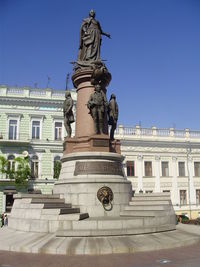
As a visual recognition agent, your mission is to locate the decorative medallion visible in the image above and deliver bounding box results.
[97,186,113,211]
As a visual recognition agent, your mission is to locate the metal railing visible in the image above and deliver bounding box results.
[0,132,30,141]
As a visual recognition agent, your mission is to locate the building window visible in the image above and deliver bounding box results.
[178,162,185,177]
[127,161,135,177]
[194,162,200,177]
[32,121,40,139]
[196,190,200,205]
[161,161,169,177]
[31,155,39,179]
[53,156,61,179]
[9,120,17,140]
[163,190,170,193]
[180,190,187,206]
[145,190,153,194]
[7,155,15,178]
[55,122,62,140]
[144,161,152,176]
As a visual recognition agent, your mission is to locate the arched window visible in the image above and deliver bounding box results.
[53,156,61,179]
[31,155,39,179]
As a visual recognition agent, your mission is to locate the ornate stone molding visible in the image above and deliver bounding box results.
[137,155,143,160]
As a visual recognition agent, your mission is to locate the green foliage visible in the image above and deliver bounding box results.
[0,155,12,178]
[14,157,31,186]
[0,155,31,186]
[54,160,61,179]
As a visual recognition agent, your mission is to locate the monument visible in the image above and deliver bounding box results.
[0,10,177,255]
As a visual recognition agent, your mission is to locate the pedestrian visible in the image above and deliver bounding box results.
[1,213,4,227]
[4,214,8,226]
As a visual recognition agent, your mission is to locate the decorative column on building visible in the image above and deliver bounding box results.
[137,155,143,192]
[187,155,196,206]
[154,155,161,192]
[172,156,178,205]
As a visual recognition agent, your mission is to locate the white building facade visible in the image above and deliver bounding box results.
[0,85,76,213]
[116,126,200,219]
[1,85,200,219]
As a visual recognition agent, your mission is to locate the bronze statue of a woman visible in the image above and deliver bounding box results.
[78,10,111,62]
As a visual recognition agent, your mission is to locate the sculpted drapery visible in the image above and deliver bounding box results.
[78,10,110,62]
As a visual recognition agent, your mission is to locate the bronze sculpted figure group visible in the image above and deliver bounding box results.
[87,84,118,139]
[65,10,118,140]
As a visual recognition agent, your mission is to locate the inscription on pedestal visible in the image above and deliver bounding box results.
[93,139,109,147]
[74,161,124,176]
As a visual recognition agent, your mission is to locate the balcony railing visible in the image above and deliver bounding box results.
[116,126,200,140]
[0,132,30,142]
[0,132,65,144]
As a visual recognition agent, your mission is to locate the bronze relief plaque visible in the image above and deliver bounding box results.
[74,161,124,176]
[93,139,109,147]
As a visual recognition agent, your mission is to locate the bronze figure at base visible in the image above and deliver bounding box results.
[63,91,75,138]
[87,84,108,135]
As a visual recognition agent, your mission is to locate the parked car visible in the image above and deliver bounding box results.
[191,217,200,225]
[177,214,190,224]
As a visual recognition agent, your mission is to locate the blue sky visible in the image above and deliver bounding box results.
[0,0,200,129]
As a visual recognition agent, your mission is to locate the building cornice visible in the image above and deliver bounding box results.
[0,96,64,106]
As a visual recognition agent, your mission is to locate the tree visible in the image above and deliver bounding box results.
[54,160,61,179]
[0,155,31,186]
[0,155,9,178]
[14,157,31,185]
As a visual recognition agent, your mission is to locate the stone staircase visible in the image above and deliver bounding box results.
[8,193,89,233]
[55,193,176,237]
[8,192,176,236]
[120,192,175,217]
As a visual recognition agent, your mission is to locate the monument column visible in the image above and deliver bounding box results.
[72,70,97,138]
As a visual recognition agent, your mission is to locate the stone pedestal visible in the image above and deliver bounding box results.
[53,152,132,217]
[63,135,121,154]
[69,68,113,154]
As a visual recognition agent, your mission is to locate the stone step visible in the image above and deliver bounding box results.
[56,224,176,237]
[14,193,61,199]
[120,210,167,217]
[124,205,169,211]
[40,212,89,221]
[59,213,89,220]
[134,193,170,197]
[131,196,170,201]
[43,203,72,209]
[31,198,65,204]
[56,215,175,232]
[129,200,171,205]
[59,208,80,214]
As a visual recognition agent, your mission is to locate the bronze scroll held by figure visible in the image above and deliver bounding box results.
[63,91,75,138]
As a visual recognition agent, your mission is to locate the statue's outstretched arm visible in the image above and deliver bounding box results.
[98,21,111,39]
[102,31,111,39]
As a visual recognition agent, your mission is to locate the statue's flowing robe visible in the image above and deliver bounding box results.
[78,17,102,61]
